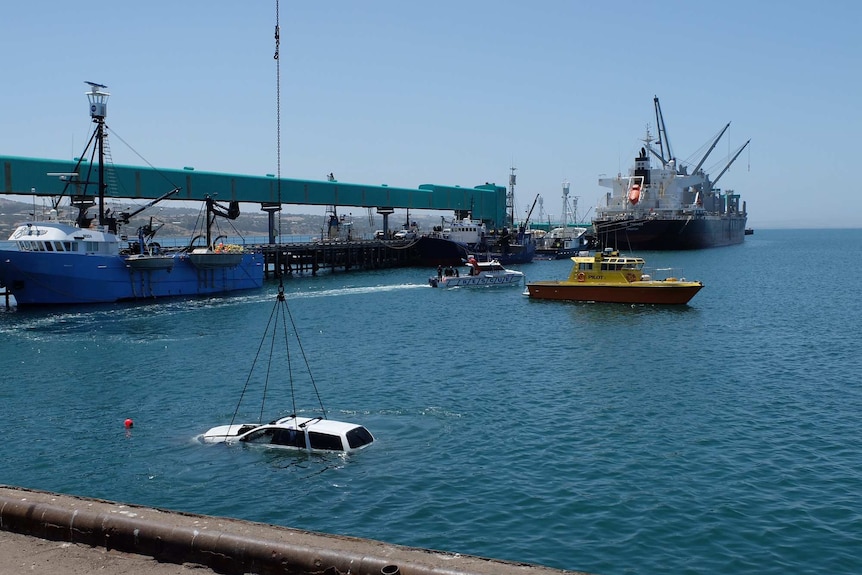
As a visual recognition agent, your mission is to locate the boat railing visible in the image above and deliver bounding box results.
[645,267,687,281]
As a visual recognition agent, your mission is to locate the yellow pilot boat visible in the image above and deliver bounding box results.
[526,248,703,304]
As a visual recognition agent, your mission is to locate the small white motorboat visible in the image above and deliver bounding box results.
[429,257,524,288]
[201,415,374,453]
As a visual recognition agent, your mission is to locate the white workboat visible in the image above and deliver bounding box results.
[429,257,524,288]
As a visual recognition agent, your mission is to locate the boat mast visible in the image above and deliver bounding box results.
[561,180,578,227]
[561,181,569,228]
[507,166,517,228]
[85,82,110,228]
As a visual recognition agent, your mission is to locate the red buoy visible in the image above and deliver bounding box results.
[124,418,134,429]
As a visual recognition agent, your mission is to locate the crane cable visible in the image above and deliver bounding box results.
[272,2,325,419]
[274,0,282,245]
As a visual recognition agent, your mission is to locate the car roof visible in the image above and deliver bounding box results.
[272,416,367,435]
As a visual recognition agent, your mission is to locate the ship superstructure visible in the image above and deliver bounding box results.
[593,97,750,250]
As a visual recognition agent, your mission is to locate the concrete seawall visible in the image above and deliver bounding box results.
[0,486,589,575]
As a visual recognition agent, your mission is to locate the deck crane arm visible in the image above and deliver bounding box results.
[712,139,751,187]
[523,193,540,228]
[691,123,731,176]
[654,96,673,165]
[117,187,180,224]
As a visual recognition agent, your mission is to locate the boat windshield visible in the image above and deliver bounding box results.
[600,258,644,271]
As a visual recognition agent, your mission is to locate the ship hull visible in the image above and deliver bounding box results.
[0,251,264,305]
[535,246,583,260]
[414,236,469,267]
[593,215,747,250]
[490,241,536,264]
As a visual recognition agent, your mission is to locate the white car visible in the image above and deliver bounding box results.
[201,415,374,453]
[394,230,417,240]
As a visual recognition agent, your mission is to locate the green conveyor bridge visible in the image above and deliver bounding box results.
[0,155,508,230]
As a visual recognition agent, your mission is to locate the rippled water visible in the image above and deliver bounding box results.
[2,229,861,575]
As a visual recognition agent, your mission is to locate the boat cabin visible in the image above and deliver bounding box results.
[467,259,507,275]
[567,249,646,284]
[441,218,487,245]
[9,222,119,255]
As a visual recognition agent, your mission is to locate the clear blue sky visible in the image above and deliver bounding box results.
[2,1,860,228]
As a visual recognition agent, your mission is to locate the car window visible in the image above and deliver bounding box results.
[243,428,275,444]
[271,428,306,448]
[346,427,374,449]
[308,431,344,451]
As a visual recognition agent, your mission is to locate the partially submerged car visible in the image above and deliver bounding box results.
[201,415,374,453]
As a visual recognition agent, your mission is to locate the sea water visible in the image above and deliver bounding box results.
[1,228,861,575]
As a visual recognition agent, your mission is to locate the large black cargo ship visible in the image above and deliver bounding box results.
[593,97,750,251]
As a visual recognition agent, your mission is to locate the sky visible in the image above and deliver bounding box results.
[1,0,860,229]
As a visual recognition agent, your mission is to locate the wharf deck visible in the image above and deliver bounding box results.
[256,238,420,278]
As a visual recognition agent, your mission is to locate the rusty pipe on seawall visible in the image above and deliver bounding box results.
[0,486,584,575]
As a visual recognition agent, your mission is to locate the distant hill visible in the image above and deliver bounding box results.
[0,196,444,241]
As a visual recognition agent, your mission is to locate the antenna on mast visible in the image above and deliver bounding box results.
[562,180,570,227]
[85,81,109,120]
[507,166,517,228]
[84,81,110,228]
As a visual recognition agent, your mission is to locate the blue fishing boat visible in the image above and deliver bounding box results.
[0,82,263,306]
[486,224,536,265]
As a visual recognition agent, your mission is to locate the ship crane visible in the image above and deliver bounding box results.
[116,187,180,225]
[524,193,540,227]
[653,96,673,166]
[712,139,751,187]
[691,122,731,176]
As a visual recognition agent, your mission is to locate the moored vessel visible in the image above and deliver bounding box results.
[0,82,263,305]
[592,96,750,250]
[534,225,589,259]
[417,168,538,265]
[526,248,703,305]
[535,181,590,259]
[414,234,470,267]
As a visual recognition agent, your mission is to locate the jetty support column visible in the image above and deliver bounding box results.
[377,206,395,237]
[261,202,282,244]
